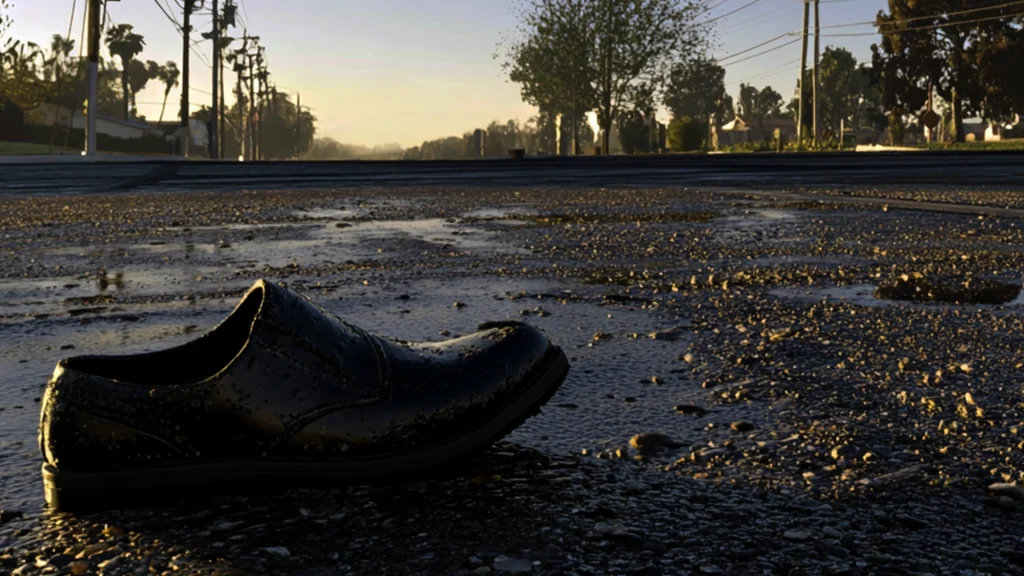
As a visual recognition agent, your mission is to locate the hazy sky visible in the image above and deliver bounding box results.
[8,0,889,147]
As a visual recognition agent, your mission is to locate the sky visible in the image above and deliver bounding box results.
[7,0,890,147]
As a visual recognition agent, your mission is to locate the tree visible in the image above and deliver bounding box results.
[155,61,180,124]
[663,55,732,125]
[667,116,703,151]
[872,0,1023,142]
[503,0,705,154]
[816,46,880,135]
[127,60,159,119]
[973,24,1024,123]
[559,113,594,154]
[43,34,75,82]
[105,24,146,120]
[502,0,596,154]
[193,90,316,160]
[739,83,784,124]
[0,0,13,60]
[616,109,652,154]
[591,0,704,153]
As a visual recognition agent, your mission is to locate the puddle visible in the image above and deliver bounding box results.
[293,208,361,220]
[461,206,538,220]
[714,209,801,242]
[769,284,891,308]
[313,219,525,254]
[875,273,1022,305]
[0,266,237,318]
[773,281,1024,309]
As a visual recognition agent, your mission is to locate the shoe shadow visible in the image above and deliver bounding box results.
[41,443,590,575]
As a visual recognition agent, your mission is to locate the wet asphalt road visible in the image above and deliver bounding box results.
[3,184,1024,575]
[1,151,1024,195]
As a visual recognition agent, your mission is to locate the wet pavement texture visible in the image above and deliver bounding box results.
[3,186,1024,575]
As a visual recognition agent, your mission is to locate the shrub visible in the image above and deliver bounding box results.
[667,117,704,152]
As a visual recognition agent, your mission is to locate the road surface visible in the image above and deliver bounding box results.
[1,151,1022,195]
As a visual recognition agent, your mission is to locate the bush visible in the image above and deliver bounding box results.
[667,117,704,152]
[721,140,772,153]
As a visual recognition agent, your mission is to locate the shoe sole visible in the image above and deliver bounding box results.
[42,345,570,512]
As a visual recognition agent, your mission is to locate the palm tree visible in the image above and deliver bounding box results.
[44,34,75,82]
[156,61,179,124]
[126,59,159,118]
[105,24,145,119]
[12,40,42,75]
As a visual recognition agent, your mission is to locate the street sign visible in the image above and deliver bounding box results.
[922,109,940,129]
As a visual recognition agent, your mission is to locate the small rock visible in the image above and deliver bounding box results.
[988,483,1024,501]
[493,555,532,573]
[830,445,858,460]
[629,433,682,454]
[822,526,843,539]
[674,404,707,417]
[69,561,90,576]
[474,568,493,576]
[730,421,755,432]
[453,301,466,309]
[649,326,686,341]
[262,547,291,558]
[0,509,24,524]
[783,530,811,541]
[623,480,650,494]
[48,554,74,568]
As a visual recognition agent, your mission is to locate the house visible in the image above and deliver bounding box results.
[25,104,155,140]
[150,120,210,149]
[715,115,797,148]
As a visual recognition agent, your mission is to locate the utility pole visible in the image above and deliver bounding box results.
[210,0,219,159]
[812,0,820,148]
[180,0,193,157]
[85,0,101,156]
[797,0,810,148]
[235,32,249,160]
[246,44,255,161]
[219,45,226,158]
[295,92,301,158]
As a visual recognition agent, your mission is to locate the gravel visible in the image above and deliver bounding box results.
[3,185,1024,574]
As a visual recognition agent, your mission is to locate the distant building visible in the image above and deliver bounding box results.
[27,104,208,148]
[150,120,210,148]
[716,115,797,147]
[25,104,155,139]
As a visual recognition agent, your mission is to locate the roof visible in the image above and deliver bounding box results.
[95,115,153,131]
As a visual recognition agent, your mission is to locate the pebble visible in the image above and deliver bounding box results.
[493,555,532,573]
[730,421,755,432]
[674,404,708,416]
[988,483,1024,501]
[262,547,291,558]
[629,433,682,453]
[822,526,843,539]
[623,480,649,494]
[783,530,811,541]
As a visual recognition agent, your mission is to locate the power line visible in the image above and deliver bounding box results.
[237,0,250,28]
[721,37,802,66]
[698,0,763,27]
[821,9,1024,37]
[720,3,802,36]
[819,0,1024,31]
[149,0,213,69]
[728,56,801,86]
[716,30,797,64]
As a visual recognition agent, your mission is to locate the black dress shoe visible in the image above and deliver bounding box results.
[39,279,569,510]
